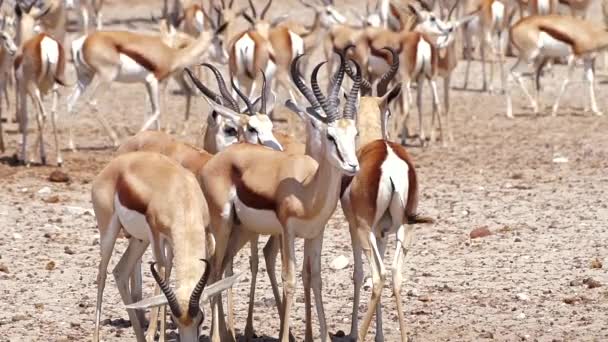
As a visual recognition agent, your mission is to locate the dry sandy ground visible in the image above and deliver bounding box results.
[1,0,608,341]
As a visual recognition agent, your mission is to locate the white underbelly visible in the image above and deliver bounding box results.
[414,38,432,77]
[368,54,389,77]
[114,194,152,241]
[115,53,153,83]
[234,197,283,235]
[538,32,572,57]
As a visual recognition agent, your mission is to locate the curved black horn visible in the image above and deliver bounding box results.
[260,70,268,114]
[231,78,255,115]
[311,62,332,119]
[150,262,182,318]
[188,259,211,318]
[376,47,399,96]
[326,50,346,120]
[291,54,319,108]
[261,0,273,19]
[202,63,239,111]
[220,0,226,9]
[242,11,255,25]
[229,0,235,8]
[186,68,223,105]
[343,59,361,120]
[448,0,459,20]
[248,0,257,18]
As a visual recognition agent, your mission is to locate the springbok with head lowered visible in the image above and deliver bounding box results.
[0,29,17,153]
[342,48,434,342]
[199,53,359,342]
[66,20,227,150]
[91,151,240,342]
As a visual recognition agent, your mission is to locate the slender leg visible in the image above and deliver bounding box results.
[308,234,330,342]
[348,225,364,340]
[584,58,602,116]
[244,237,260,340]
[130,260,146,329]
[429,79,444,146]
[480,34,488,92]
[18,84,28,164]
[462,29,472,89]
[357,230,387,341]
[507,57,538,118]
[0,83,4,153]
[551,56,576,116]
[209,214,234,342]
[391,225,415,342]
[93,215,121,342]
[374,235,388,342]
[31,88,47,165]
[416,79,425,146]
[263,236,282,317]
[141,76,161,131]
[443,75,453,142]
[50,86,62,166]
[302,238,314,342]
[279,229,296,342]
[113,238,149,342]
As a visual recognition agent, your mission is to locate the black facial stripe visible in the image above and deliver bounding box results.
[331,139,345,163]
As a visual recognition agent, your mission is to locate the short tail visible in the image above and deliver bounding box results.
[407,215,435,224]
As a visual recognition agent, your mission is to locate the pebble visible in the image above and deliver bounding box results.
[43,195,61,204]
[363,277,373,291]
[11,314,28,322]
[13,233,22,239]
[49,170,70,183]
[37,186,52,194]
[552,156,568,164]
[470,227,492,239]
[407,288,419,297]
[330,255,349,270]
[64,247,76,255]
[0,263,8,273]
[515,293,529,301]
[590,258,603,269]
[583,277,601,289]
[516,312,526,320]
[45,261,56,271]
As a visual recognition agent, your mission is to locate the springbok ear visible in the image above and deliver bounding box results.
[202,96,244,124]
[126,272,244,310]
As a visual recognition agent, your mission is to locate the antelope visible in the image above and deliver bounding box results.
[462,0,511,93]
[506,15,608,118]
[199,54,359,342]
[0,30,16,153]
[341,48,434,342]
[91,151,241,342]
[65,0,104,33]
[14,1,68,165]
[66,21,227,151]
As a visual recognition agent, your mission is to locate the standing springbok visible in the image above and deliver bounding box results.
[65,0,104,34]
[341,48,434,342]
[66,22,227,150]
[199,54,359,342]
[462,0,511,92]
[506,15,608,117]
[91,151,240,342]
[0,29,17,153]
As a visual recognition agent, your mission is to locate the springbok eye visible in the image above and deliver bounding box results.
[327,134,335,142]
[430,16,436,22]
[248,126,257,134]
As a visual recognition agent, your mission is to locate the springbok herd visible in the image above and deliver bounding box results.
[0,0,606,340]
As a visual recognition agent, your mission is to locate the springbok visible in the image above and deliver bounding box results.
[91,151,240,342]
[342,47,434,342]
[0,29,16,153]
[506,15,608,117]
[199,53,359,342]
[66,21,227,150]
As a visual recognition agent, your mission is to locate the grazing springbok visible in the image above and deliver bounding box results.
[341,48,434,342]
[91,151,240,342]
[66,21,227,150]
[199,53,359,342]
[0,29,17,153]
[506,15,608,117]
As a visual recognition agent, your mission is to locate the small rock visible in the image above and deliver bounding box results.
[13,233,22,239]
[552,156,568,163]
[330,255,349,270]
[563,296,578,305]
[45,261,56,270]
[11,314,28,322]
[43,232,53,239]
[43,195,60,204]
[514,237,522,243]
[34,303,44,309]
[515,293,530,302]
[49,170,70,183]
[363,277,373,291]
[479,331,494,339]
[583,277,601,289]
[590,258,603,269]
[569,279,583,287]
[470,227,492,239]
[64,247,75,255]
[516,312,526,320]
[70,322,80,328]
[37,186,52,194]
[406,288,419,297]
[0,263,8,273]
[418,295,431,302]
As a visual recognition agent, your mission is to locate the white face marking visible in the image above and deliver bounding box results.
[114,194,153,243]
[115,53,154,83]
[325,121,359,175]
[243,115,283,151]
[194,10,204,32]
[321,6,346,27]
[415,12,449,36]
[538,31,572,58]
